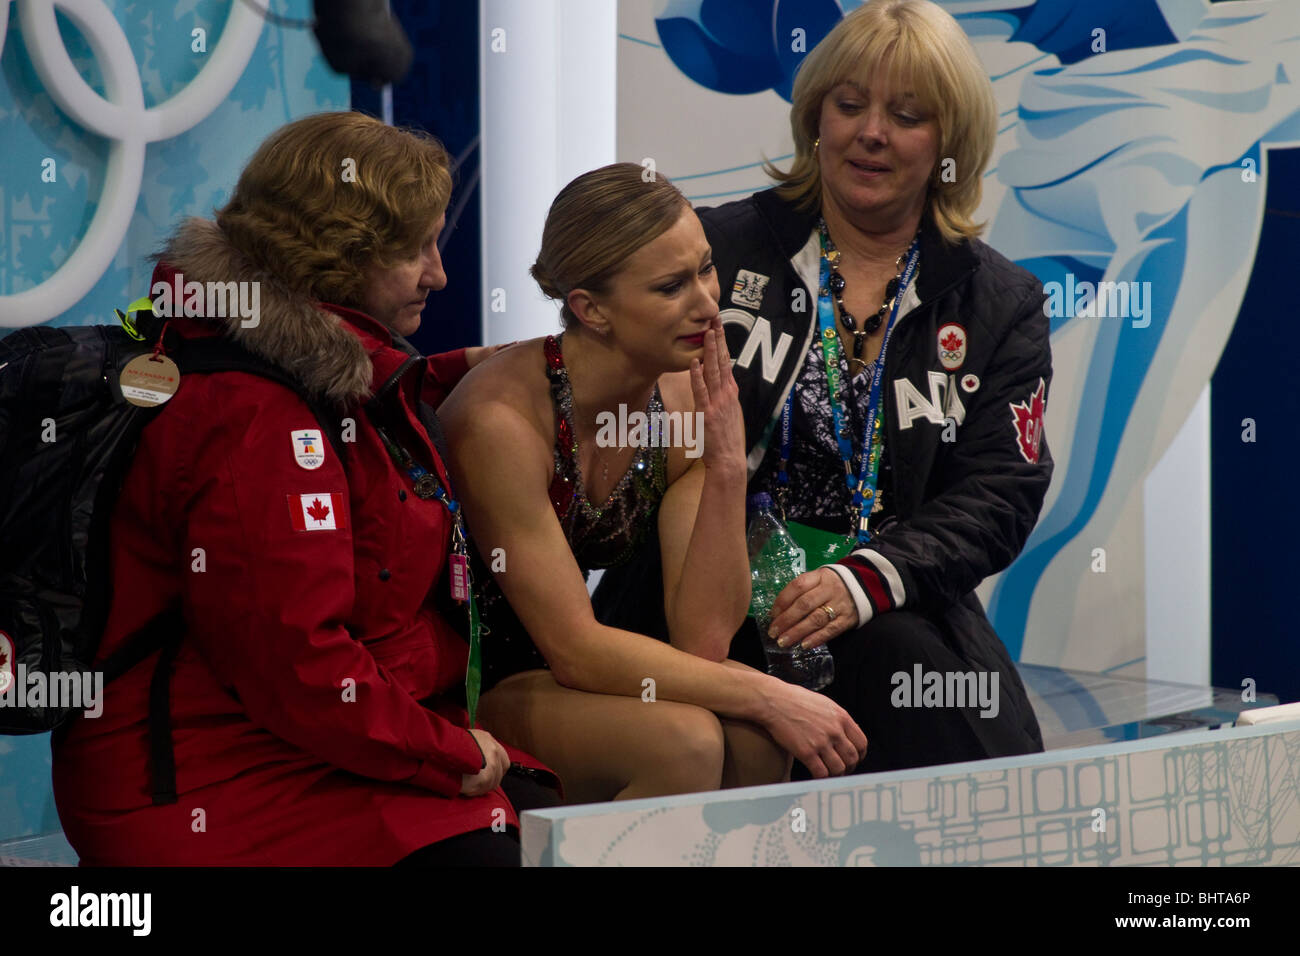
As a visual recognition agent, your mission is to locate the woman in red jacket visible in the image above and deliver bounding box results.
[51,112,557,866]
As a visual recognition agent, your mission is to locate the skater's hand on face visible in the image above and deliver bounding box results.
[689,314,745,478]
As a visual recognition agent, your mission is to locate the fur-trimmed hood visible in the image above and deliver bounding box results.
[154,218,374,408]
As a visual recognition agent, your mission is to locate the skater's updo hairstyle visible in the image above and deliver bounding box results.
[531,163,690,328]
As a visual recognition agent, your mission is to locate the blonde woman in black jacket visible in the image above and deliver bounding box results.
[595,0,1050,773]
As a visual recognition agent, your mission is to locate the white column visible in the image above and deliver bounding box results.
[480,0,617,345]
[1144,385,1211,685]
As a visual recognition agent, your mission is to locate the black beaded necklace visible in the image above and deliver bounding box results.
[818,217,916,373]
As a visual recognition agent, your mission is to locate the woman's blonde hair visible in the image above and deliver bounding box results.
[767,0,996,244]
[216,111,452,306]
[532,163,690,328]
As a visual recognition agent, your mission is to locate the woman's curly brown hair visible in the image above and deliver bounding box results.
[216,111,452,307]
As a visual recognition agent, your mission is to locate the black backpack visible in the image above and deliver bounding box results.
[0,315,345,804]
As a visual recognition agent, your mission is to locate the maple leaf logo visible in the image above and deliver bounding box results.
[306,497,332,524]
[940,331,963,352]
[1010,379,1047,463]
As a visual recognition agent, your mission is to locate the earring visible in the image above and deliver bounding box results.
[813,137,821,152]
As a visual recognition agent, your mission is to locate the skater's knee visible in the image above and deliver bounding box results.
[633,703,725,793]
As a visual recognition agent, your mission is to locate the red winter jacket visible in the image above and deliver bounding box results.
[51,219,556,865]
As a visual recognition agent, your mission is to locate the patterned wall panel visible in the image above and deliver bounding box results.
[522,720,1300,866]
[0,0,348,326]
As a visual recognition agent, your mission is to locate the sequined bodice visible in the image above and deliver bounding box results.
[472,334,670,690]
[543,333,669,568]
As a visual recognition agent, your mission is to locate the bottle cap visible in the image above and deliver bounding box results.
[746,492,773,513]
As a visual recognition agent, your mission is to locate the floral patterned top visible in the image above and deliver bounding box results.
[750,329,897,537]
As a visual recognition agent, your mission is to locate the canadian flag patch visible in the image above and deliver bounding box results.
[288,493,348,531]
[1010,378,1047,463]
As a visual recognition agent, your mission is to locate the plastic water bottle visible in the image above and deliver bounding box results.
[746,493,834,691]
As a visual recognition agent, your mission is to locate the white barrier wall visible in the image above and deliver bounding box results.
[522,718,1300,866]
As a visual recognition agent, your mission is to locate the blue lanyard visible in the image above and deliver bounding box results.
[780,236,919,544]
[421,477,470,559]
[374,423,462,526]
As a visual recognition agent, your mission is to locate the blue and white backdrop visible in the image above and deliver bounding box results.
[1,0,1297,845]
